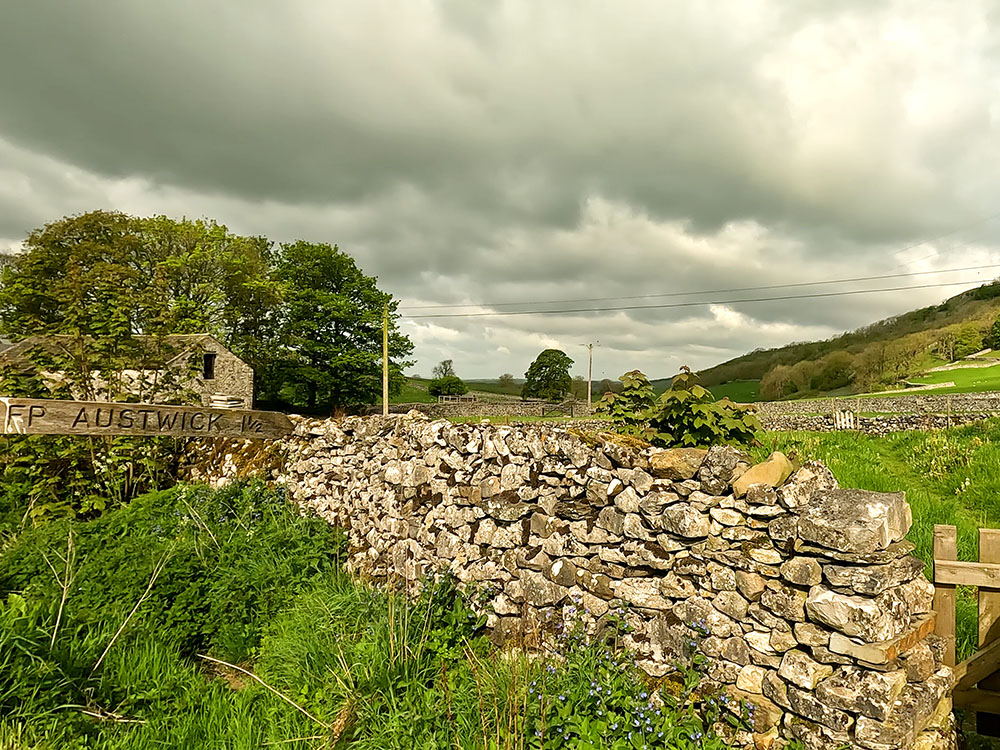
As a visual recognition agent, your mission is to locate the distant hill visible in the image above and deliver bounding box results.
[688,280,1000,400]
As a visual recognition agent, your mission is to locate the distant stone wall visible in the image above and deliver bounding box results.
[374,400,594,419]
[759,413,991,434]
[754,391,1000,417]
[190,415,955,750]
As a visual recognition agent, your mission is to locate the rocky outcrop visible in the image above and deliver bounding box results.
[189,413,955,750]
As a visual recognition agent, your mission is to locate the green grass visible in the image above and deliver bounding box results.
[706,380,760,403]
[903,361,1000,395]
[0,481,739,750]
[755,420,1000,659]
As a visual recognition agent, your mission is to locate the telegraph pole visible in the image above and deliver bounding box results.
[579,341,598,407]
[382,303,389,416]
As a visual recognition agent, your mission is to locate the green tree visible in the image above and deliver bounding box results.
[270,241,412,412]
[759,364,794,400]
[433,360,455,379]
[522,349,573,401]
[428,375,468,397]
[497,373,517,393]
[987,313,1000,350]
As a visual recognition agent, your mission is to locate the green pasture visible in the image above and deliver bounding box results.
[706,380,760,403]
[903,362,1000,395]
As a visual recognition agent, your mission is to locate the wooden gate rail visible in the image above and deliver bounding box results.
[933,524,1000,725]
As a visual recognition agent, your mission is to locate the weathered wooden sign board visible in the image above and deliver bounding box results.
[0,398,293,439]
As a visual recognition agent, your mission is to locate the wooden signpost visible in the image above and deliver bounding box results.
[0,398,293,439]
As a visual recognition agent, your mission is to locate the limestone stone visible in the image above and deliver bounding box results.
[699,445,752,483]
[649,448,707,480]
[710,508,745,526]
[828,613,937,665]
[793,622,829,648]
[806,580,933,643]
[798,489,912,554]
[659,504,711,538]
[708,561,738,591]
[521,571,568,607]
[747,546,783,565]
[854,670,953,750]
[474,519,525,548]
[545,558,577,587]
[613,486,641,513]
[769,629,798,653]
[900,642,936,682]
[786,683,854,732]
[737,665,767,693]
[736,570,768,602]
[623,512,654,540]
[639,490,680,516]
[760,581,808,623]
[823,555,925,596]
[595,506,626,535]
[767,517,799,549]
[749,602,792,632]
[776,461,838,511]
[761,670,791,710]
[815,666,907,722]
[780,557,823,587]
[778,649,834,690]
[713,590,750,620]
[722,637,751,665]
[614,577,672,611]
[732,452,794,498]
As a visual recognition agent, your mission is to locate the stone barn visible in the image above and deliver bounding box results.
[0,333,254,408]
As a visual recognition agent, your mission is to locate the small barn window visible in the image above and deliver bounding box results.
[203,352,217,380]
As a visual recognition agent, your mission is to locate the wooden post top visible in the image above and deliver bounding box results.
[0,397,293,439]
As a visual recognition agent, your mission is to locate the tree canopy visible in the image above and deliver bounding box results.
[522,349,573,401]
[0,210,413,412]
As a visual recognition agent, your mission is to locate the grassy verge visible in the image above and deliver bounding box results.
[0,481,744,749]
[755,420,1000,659]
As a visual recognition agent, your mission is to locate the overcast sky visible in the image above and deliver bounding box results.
[3,1,1000,381]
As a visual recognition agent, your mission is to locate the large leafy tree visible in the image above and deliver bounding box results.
[522,349,573,401]
[269,241,412,411]
[0,211,280,401]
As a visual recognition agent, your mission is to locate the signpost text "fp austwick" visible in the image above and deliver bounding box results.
[0,398,293,439]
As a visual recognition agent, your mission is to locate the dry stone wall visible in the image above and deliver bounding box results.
[190,414,955,750]
[759,413,989,434]
[754,391,1000,417]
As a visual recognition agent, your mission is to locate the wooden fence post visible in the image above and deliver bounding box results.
[933,524,957,667]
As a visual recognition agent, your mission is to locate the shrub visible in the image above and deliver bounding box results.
[595,370,655,436]
[599,368,759,448]
[428,375,468,397]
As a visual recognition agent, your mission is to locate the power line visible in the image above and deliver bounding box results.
[403,278,990,319]
[399,263,1000,311]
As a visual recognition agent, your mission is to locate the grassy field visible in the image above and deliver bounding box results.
[755,419,1000,659]
[706,380,760,403]
[902,361,1000,395]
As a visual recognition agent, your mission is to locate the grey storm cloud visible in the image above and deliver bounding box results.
[2,0,1000,378]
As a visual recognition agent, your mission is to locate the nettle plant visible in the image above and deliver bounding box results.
[597,368,759,448]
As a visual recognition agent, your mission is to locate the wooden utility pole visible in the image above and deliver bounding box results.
[580,341,598,407]
[382,303,389,416]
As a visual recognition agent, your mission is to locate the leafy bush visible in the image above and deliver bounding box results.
[594,370,656,436]
[599,368,759,448]
[428,375,469,397]
[0,480,344,664]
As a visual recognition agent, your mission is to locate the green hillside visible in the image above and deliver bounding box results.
[694,280,1000,400]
